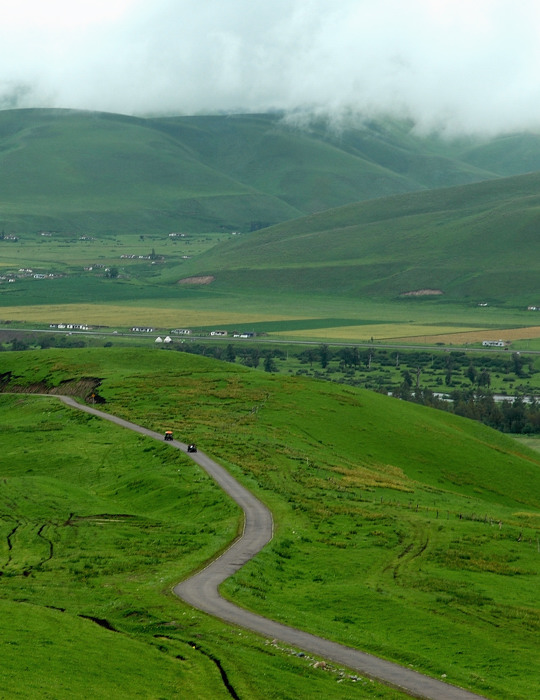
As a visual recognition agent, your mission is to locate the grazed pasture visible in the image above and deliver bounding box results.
[1,347,539,698]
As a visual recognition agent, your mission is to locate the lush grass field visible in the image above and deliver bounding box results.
[0,230,223,299]
[180,171,540,308]
[0,392,399,699]
[1,107,539,699]
[1,347,539,699]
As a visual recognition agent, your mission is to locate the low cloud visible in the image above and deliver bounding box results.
[2,0,540,135]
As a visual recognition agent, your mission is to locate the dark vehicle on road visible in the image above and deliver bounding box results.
[187,444,197,453]
[164,430,173,441]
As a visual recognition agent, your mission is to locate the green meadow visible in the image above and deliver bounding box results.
[180,171,540,309]
[0,391,398,700]
[1,347,540,699]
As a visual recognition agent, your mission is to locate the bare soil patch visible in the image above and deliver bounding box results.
[0,376,104,401]
[178,275,215,285]
[400,289,443,296]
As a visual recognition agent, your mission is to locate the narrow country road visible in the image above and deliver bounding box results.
[57,395,487,700]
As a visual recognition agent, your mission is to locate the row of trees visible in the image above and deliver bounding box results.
[176,342,280,372]
[393,386,540,434]
[299,344,532,379]
[174,342,540,433]
[4,335,86,351]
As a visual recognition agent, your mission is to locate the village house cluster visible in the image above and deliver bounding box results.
[0,268,61,284]
[120,254,154,260]
[136,327,256,338]
[49,323,92,331]
[482,340,506,347]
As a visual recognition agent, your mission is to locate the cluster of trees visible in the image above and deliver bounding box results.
[298,345,533,382]
[393,387,540,434]
[4,335,86,351]
[175,342,282,372]
[307,344,539,433]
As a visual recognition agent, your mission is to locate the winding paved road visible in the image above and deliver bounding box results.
[57,395,487,700]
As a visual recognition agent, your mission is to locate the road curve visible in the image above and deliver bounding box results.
[56,395,487,700]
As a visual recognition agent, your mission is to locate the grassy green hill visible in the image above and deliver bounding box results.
[151,113,499,213]
[0,109,301,235]
[179,171,540,305]
[1,347,540,698]
[2,108,540,237]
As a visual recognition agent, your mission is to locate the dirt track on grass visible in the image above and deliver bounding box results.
[56,394,486,700]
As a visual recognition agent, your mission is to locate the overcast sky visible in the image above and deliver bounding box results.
[2,0,540,135]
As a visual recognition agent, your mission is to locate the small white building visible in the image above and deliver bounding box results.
[482,340,505,347]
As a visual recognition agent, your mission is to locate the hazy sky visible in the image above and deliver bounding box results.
[2,0,540,134]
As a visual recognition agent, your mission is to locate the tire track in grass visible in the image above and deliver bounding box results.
[36,523,54,567]
[5,522,19,567]
[49,395,488,699]
[384,523,430,582]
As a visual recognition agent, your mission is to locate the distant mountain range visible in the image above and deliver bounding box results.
[2,108,540,235]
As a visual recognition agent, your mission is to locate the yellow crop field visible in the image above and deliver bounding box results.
[276,323,540,344]
[5,301,540,345]
[389,326,540,344]
[0,303,301,328]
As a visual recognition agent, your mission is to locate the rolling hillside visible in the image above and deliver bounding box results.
[178,171,540,305]
[2,108,540,236]
[2,347,540,698]
[0,109,300,235]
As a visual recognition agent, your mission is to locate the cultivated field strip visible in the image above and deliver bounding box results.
[55,394,487,700]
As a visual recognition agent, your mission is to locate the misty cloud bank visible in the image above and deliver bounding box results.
[2,0,540,135]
